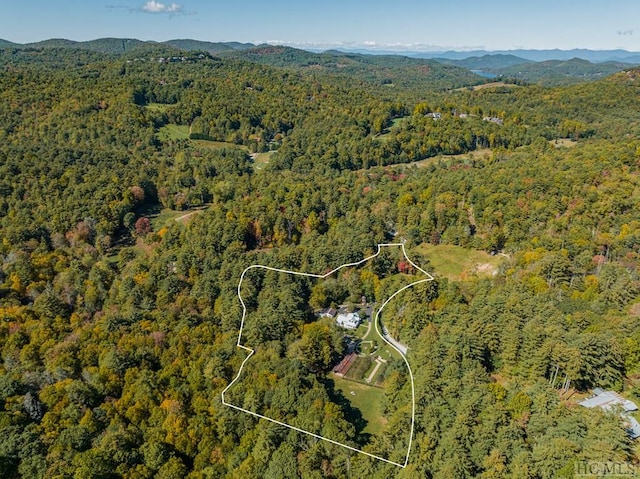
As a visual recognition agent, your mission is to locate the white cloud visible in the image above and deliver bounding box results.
[142,1,181,13]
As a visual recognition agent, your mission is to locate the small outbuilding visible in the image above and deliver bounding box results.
[318,307,337,318]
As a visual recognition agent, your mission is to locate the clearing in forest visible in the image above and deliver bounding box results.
[222,243,434,468]
[415,243,504,281]
[251,151,276,170]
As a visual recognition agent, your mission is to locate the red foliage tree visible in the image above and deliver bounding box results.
[134,217,152,236]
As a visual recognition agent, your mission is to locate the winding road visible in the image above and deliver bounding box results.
[381,325,408,356]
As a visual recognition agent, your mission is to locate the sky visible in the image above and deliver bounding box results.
[2,0,640,51]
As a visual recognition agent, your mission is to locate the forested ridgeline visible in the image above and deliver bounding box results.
[1,47,640,478]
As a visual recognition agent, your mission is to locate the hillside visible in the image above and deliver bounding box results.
[0,38,19,48]
[413,47,640,63]
[0,37,251,55]
[0,48,639,478]
[220,45,484,89]
[0,39,483,90]
[434,53,534,70]
[164,39,254,54]
[491,57,638,85]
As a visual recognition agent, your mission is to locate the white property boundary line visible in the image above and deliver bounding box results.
[221,243,435,468]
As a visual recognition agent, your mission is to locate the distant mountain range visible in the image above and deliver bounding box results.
[2,38,640,86]
[331,48,640,64]
[0,37,254,55]
[434,54,535,70]
[431,54,639,85]
[217,45,484,90]
[3,38,640,63]
[0,38,484,90]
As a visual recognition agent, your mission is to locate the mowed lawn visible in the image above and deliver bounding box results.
[330,373,387,436]
[157,124,250,153]
[415,242,504,281]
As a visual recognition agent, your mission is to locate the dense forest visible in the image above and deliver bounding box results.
[1,44,640,478]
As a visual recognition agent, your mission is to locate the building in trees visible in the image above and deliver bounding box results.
[336,312,361,329]
[579,388,640,439]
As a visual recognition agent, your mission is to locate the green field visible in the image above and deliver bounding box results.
[149,207,208,230]
[156,124,253,152]
[145,102,175,113]
[415,242,504,281]
[252,151,275,169]
[149,208,185,230]
[377,117,406,141]
[157,124,190,141]
[330,374,387,436]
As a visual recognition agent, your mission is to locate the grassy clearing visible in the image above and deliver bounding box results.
[145,103,175,113]
[252,151,276,170]
[551,138,578,148]
[149,208,186,230]
[415,242,504,281]
[455,81,520,92]
[148,206,209,230]
[410,148,493,168]
[330,374,388,436]
[156,124,252,152]
[157,124,190,141]
[377,117,407,141]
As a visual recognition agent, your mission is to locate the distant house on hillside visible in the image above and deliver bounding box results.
[579,388,640,439]
[483,116,504,125]
[336,312,361,330]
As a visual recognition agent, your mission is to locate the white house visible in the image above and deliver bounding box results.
[336,312,361,330]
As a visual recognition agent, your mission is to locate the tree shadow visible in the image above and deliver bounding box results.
[319,376,372,446]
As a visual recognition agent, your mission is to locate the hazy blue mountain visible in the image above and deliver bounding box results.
[408,49,640,63]
[434,54,534,70]
[605,54,640,64]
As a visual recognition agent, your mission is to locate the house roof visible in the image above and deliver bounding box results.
[626,416,640,439]
[336,312,360,325]
[579,390,638,412]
